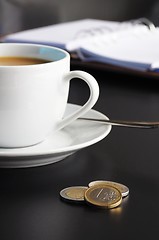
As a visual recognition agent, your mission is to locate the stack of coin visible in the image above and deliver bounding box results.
[60,180,129,209]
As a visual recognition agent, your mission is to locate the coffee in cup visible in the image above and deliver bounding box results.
[0,56,51,65]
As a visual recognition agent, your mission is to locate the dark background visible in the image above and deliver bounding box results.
[0,0,159,35]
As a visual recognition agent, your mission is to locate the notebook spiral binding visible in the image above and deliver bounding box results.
[66,18,156,52]
[130,18,156,31]
[75,18,156,39]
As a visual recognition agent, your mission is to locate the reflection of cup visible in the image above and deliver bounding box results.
[0,43,99,148]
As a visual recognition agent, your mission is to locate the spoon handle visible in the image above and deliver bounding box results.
[79,117,159,129]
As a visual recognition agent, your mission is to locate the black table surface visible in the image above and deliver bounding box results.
[0,66,159,240]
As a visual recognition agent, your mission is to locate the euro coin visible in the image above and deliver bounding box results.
[88,180,129,197]
[85,185,122,209]
[60,186,88,202]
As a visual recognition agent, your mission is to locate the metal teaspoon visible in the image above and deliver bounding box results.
[79,117,159,129]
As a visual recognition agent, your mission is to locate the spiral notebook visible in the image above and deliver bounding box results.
[3,18,159,72]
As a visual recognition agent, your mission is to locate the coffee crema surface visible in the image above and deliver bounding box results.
[0,57,51,65]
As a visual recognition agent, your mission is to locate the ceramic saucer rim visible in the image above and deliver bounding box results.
[0,104,111,158]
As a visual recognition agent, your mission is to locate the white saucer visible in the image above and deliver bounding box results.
[0,104,111,168]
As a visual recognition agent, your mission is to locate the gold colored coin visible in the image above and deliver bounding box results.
[85,185,122,208]
[88,180,129,197]
[60,186,88,202]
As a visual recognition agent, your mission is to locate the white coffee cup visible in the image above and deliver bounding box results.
[0,43,99,148]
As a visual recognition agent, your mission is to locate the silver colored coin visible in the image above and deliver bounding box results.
[88,180,129,197]
[60,186,88,202]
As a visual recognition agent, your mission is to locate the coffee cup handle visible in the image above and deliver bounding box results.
[57,70,99,130]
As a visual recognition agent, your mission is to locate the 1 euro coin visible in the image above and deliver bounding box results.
[85,185,122,209]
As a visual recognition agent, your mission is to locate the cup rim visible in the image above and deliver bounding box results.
[0,43,69,68]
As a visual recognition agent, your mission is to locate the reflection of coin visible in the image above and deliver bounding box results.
[85,185,122,209]
[88,180,129,197]
[60,186,88,202]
